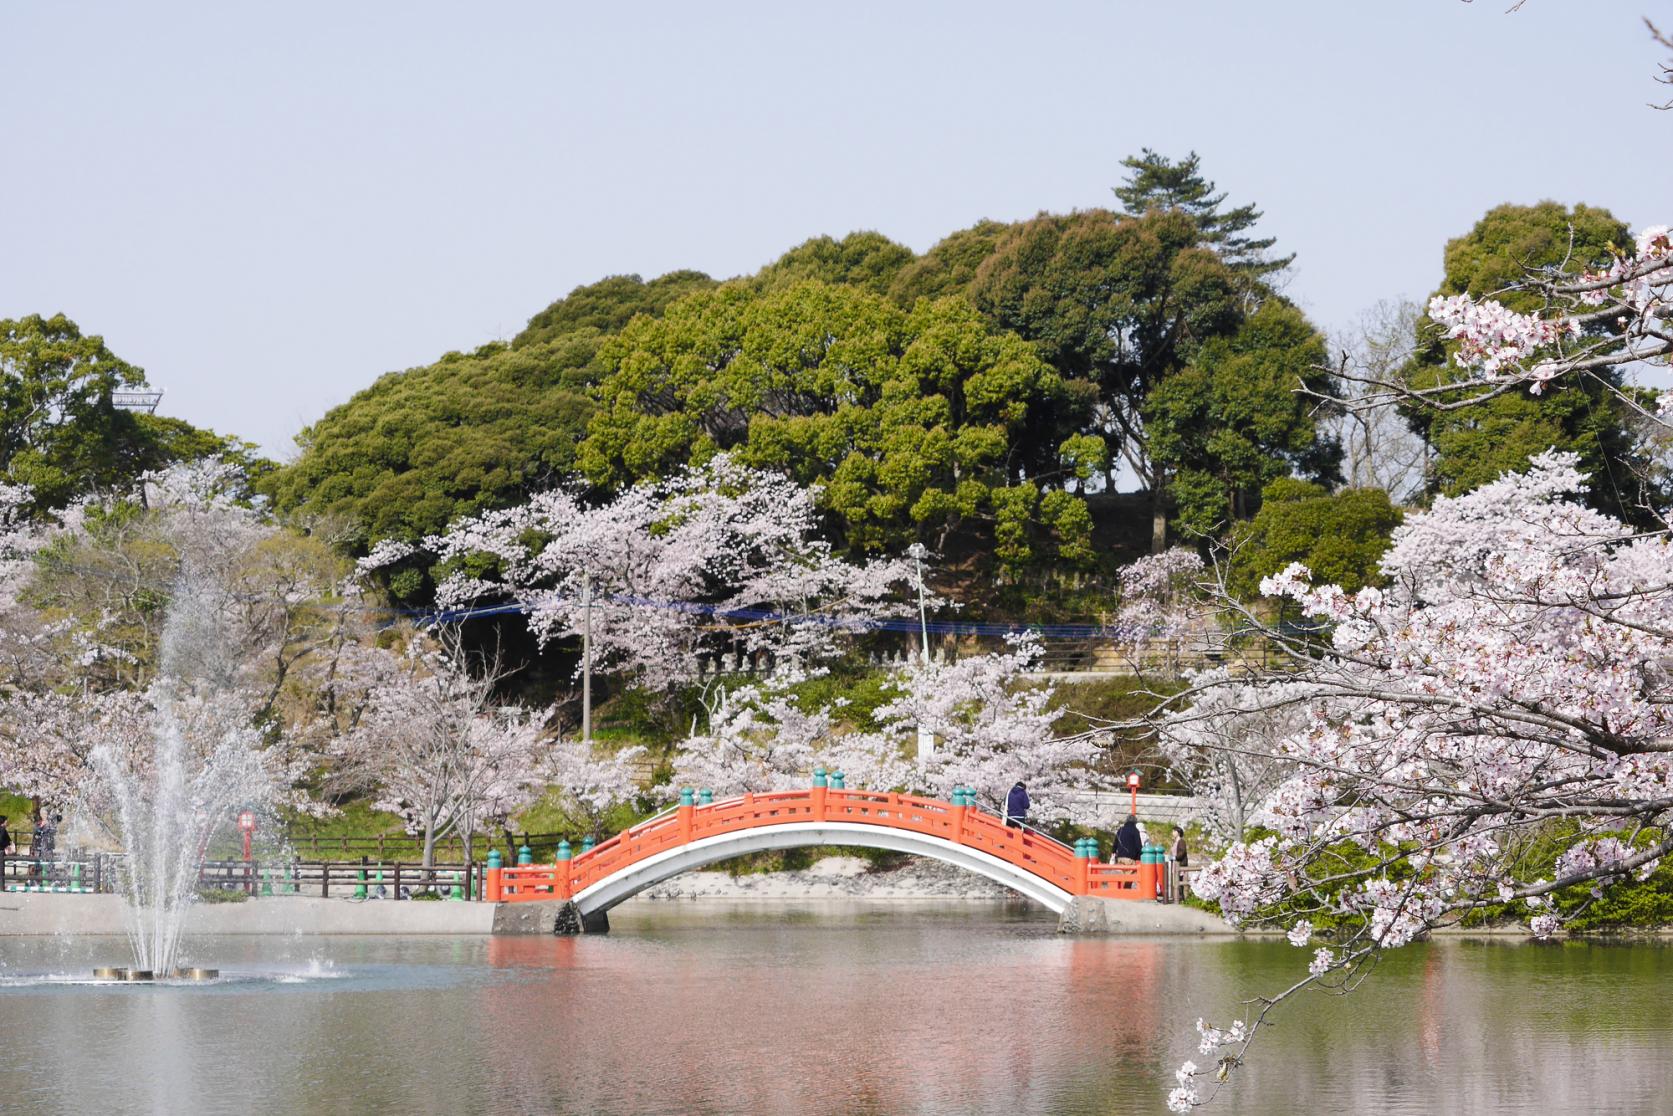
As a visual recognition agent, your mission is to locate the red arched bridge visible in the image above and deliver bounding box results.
[485,773,1164,929]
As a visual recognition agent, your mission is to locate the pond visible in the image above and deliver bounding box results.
[1,901,1668,1115]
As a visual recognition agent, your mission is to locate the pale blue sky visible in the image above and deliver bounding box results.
[3,1,1668,458]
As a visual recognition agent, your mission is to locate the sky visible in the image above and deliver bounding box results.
[3,1,1669,459]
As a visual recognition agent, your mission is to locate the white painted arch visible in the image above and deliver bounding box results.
[571,821,1075,916]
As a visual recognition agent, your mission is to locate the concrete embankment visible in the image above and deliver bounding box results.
[0,894,495,935]
[1055,896,1232,935]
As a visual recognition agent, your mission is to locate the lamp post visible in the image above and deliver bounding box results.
[907,543,934,761]
[1126,771,1141,819]
[237,809,256,862]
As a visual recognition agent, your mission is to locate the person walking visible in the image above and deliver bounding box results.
[1170,825,1190,902]
[1113,813,1143,862]
[0,815,10,890]
[1004,782,1030,828]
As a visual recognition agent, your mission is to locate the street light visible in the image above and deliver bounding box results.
[237,809,257,862]
[1126,770,1141,818]
[906,542,934,761]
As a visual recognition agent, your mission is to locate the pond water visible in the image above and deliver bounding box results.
[1,900,1669,1115]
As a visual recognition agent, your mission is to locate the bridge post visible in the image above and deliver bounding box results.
[1139,844,1159,900]
[678,788,695,844]
[555,839,573,900]
[485,849,503,902]
[812,767,828,820]
[1075,838,1091,895]
[951,787,967,844]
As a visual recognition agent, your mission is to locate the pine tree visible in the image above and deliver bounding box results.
[1113,149,1293,277]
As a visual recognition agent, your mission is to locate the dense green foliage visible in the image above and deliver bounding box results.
[1144,300,1339,536]
[0,313,264,510]
[267,338,595,547]
[512,271,715,348]
[579,281,1097,567]
[1228,479,1402,598]
[1406,202,1653,519]
[756,232,916,295]
[274,151,1344,571]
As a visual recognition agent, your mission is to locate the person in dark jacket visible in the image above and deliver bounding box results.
[1114,814,1143,862]
[1170,825,1190,901]
[1004,782,1029,828]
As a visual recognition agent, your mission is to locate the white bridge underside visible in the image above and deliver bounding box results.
[570,821,1075,916]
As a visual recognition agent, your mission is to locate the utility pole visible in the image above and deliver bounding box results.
[581,571,592,746]
[907,543,934,761]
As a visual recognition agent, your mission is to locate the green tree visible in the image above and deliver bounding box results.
[963,208,1248,544]
[513,271,715,348]
[1406,201,1653,519]
[1144,300,1340,537]
[756,232,916,296]
[0,314,256,509]
[578,280,1098,568]
[265,337,595,549]
[1228,478,1402,600]
[887,220,1010,305]
[1113,149,1292,276]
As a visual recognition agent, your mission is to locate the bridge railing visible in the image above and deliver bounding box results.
[488,779,1171,905]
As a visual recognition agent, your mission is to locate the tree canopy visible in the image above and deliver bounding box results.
[1144,299,1340,537]
[513,270,716,349]
[755,232,916,296]
[265,338,596,548]
[1227,477,1401,599]
[1405,201,1654,519]
[577,280,1099,568]
[1,313,263,511]
[1113,148,1293,276]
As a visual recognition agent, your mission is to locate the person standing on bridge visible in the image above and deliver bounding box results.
[1004,782,1029,828]
[1113,814,1142,863]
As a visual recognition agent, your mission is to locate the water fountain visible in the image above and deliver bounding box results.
[83,571,284,981]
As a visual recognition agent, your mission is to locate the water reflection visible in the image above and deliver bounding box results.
[1,908,1672,1114]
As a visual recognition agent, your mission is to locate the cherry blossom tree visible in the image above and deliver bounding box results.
[1319,225,1671,447]
[1154,669,1314,842]
[667,637,1098,818]
[868,636,1097,817]
[1112,547,1207,675]
[545,738,648,838]
[329,626,549,866]
[361,455,922,692]
[1160,449,1673,1109]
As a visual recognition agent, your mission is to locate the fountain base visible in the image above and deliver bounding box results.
[91,967,218,982]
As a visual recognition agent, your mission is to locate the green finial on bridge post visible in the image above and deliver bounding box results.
[698,788,713,805]
[679,787,695,807]
[813,766,827,788]
[487,849,502,871]
[517,844,533,866]
[831,771,845,790]
[556,839,572,861]
[581,835,595,853]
